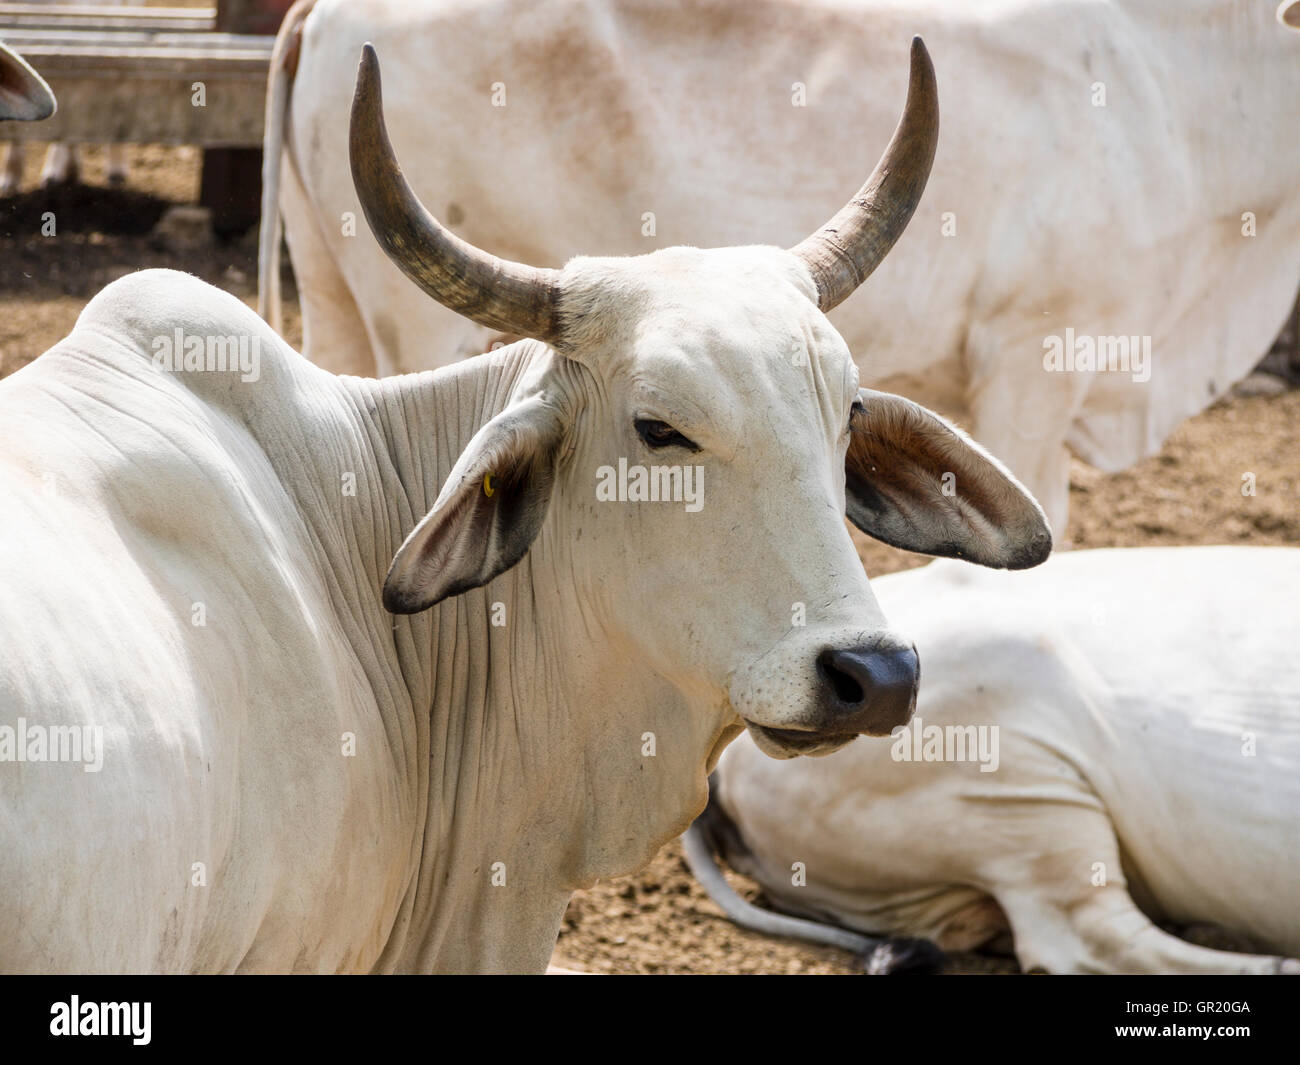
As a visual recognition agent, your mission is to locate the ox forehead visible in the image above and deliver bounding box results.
[545,244,860,434]
[350,39,1051,759]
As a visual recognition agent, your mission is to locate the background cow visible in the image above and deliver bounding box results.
[260,0,1300,534]
[688,546,1300,974]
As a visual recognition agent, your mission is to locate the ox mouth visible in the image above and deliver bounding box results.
[745,721,859,759]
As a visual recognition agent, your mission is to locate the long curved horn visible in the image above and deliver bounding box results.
[791,37,939,312]
[349,44,563,343]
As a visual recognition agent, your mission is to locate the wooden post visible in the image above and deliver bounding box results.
[199,0,295,237]
[215,0,299,35]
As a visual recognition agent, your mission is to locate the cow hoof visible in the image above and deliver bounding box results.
[860,937,946,975]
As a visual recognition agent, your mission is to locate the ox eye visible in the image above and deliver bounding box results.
[635,418,698,452]
[848,399,866,434]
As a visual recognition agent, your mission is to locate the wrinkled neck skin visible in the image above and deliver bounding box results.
[309,342,734,973]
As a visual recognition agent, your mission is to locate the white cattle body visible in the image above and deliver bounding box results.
[0,35,1057,973]
[0,227,1050,967]
[697,547,1300,974]
[261,0,1300,533]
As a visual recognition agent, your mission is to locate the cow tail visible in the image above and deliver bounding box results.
[258,0,317,333]
[682,775,946,974]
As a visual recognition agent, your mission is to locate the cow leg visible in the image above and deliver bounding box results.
[0,141,22,196]
[964,323,1085,538]
[105,144,129,187]
[985,809,1298,974]
[279,153,377,375]
[967,391,1072,537]
[40,142,78,186]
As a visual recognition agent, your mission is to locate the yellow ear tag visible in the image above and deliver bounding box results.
[483,473,496,498]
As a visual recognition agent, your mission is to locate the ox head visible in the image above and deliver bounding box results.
[0,40,54,122]
[350,40,1051,759]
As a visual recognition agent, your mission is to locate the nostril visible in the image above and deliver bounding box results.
[816,648,865,707]
[816,643,920,735]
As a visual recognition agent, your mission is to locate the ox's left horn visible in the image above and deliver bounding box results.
[349,44,564,343]
[791,37,939,312]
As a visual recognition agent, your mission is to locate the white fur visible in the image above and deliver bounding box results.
[0,255,1044,972]
[712,547,1300,974]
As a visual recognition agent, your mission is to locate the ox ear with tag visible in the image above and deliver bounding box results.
[383,394,566,613]
[845,389,1052,569]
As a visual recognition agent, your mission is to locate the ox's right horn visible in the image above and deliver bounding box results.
[791,37,939,312]
[349,44,564,344]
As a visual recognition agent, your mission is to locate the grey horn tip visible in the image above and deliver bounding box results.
[789,32,940,312]
[353,45,380,103]
[357,43,380,85]
[346,39,564,346]
[909,37,935,90]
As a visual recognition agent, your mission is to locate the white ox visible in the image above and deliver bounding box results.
[259,0,1300,534]
[688,546,1300,975]
[0,43,1051,972]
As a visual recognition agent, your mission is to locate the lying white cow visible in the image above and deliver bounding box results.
[688,546,1300,974]
[260,0,1300,533]
[0,43,1050,972]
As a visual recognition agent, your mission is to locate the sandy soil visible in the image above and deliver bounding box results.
[1,145,1295,975]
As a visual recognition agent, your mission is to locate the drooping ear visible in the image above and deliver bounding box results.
[383,394,567,613]
[845,389,1052,569]
[0,42,55,122]
[1279,0,1300,31]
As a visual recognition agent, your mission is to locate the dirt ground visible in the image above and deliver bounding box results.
[2,144,1296,975]
[0,144,302,378]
